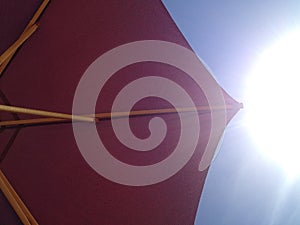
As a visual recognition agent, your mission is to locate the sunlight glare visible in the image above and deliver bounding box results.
[245,30,300,179]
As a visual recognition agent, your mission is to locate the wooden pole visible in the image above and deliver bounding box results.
[0,170,38,225]
[0,24,38,65]
[0,117,65,127]
[0,0,50,75]
[0,104,94,123]
[0,171,31,225]
[0,104,241,127]
[96,105,234,119]
[25,0,50,29]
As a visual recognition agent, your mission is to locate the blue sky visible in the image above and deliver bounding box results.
[162,1,300,224]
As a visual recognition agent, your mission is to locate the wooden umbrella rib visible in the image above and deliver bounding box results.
[0,0,50,74]
[0,104,240,127]
[25,0,50,29]
[0,104,94,123]
[0,117,66,127]
[96,105,235,119]
[0,24,38,65]
[0,170,38,225]
[0,171,31,225]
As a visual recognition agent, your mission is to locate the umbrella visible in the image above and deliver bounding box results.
[0,0,241,224]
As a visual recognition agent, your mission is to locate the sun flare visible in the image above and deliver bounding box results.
[245,30,300,179]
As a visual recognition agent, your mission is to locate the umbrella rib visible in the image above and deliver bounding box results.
[0,0,50,75]
[0,24,38,65]
[0,104,242,128]
[0,104,95,123]
[0,170,33,225]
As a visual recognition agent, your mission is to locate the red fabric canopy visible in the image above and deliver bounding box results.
[0,1,241,224]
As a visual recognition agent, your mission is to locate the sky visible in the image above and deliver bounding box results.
[162,1,300,225]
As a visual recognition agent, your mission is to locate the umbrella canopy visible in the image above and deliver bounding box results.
[0,1,241,224]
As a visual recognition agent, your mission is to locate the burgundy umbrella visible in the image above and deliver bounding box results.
[0,1,241,224]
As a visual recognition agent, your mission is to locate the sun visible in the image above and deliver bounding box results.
[244,30,300,179]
